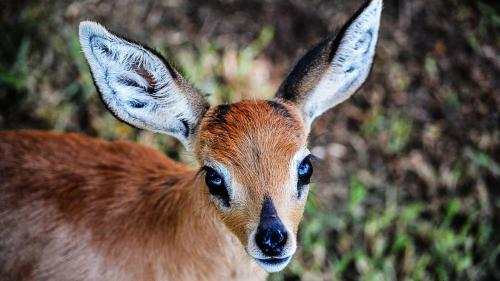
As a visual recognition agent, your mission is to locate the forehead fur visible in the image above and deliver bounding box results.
[196,99,306,169]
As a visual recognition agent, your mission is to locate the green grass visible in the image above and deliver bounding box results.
[361,109,413,155]
[270,179,495,281]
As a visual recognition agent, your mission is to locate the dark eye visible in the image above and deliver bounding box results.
[204,166,230,207]
[297,156,313,186]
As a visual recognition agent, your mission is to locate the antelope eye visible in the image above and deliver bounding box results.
[206,170,223,186]
[297,156,313,185]
[204,166,230,207]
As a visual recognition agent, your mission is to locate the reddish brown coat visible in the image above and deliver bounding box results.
[0,130,265,280]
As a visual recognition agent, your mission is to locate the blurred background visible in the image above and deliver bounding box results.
[0,0,499,280]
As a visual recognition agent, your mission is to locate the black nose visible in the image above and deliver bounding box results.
[255,197,288,256]
[255,225,288,256]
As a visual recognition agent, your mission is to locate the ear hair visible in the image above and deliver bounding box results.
[79,21,209,149]
[276,0,383,128]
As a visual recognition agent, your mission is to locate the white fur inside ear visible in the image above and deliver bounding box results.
[303,0,382,124]
[79,21,201,149]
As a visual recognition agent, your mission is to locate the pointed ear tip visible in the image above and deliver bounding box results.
[359,0,382,26]
[370,0,384,13]
[78,21,108,40]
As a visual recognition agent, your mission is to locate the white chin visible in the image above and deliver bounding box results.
[254,256,292,272]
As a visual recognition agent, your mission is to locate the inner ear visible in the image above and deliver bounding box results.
[132,66,156,93]
[89,36,121,65]
[89,35,165,90]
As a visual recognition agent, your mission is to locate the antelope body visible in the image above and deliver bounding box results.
[0,1,382,280]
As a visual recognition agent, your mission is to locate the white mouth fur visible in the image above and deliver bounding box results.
[254,256,292,272]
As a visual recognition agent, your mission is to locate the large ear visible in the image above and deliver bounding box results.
[276,0,382,128]
[79,21,209,149]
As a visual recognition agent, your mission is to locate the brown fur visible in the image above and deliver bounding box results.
[196,99,307,246]
[0,100,306,280]
[1,0,381,275]
[0,130,266,281]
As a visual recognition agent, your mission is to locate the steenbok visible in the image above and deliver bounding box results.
[0,0,382,280]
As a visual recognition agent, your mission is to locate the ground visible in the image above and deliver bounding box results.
[0,0,499,280]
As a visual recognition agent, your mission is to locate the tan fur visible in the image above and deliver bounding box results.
[0,130,266,281]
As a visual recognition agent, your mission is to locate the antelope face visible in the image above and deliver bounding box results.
[79,0,382,273]
[196,100,311,271]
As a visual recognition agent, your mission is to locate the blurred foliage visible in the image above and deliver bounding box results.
[0,0,499,280]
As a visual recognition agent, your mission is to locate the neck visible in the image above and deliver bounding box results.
[96,169,261,279]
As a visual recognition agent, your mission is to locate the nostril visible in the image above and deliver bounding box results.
[256,228,288,256]
[273,229,287,248]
